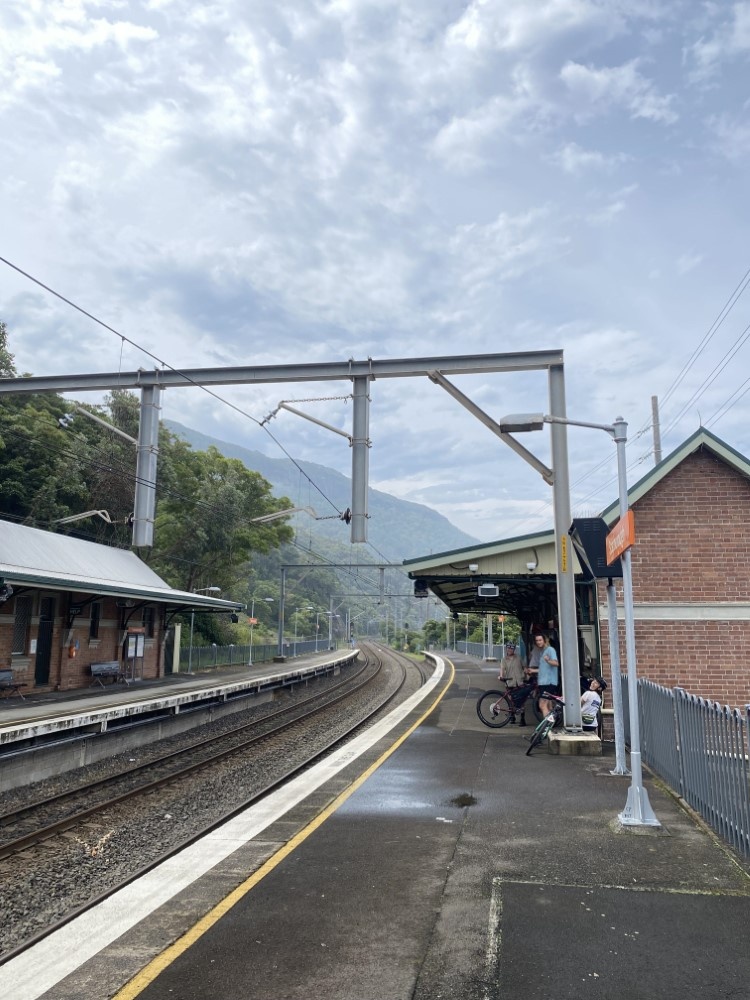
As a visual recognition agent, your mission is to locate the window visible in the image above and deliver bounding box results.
[89,601,102,640]
[142,606,155,638]
[12,595,33,654]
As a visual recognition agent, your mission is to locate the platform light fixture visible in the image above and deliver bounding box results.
[188,586,221,674]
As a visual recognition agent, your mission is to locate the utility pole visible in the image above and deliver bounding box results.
[651,395,662,465]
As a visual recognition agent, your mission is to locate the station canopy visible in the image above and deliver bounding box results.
[403,530,581,624]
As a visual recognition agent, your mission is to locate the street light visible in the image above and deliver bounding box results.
[188,586,221,674]
[498,412,659,828]
[315,611,322,652]
[249,595,274,666]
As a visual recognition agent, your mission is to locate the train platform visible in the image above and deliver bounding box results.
[2,651,750,1000]
[0,649,358,790]
[0,650,354,725]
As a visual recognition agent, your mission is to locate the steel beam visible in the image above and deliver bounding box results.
[0,351,565,395]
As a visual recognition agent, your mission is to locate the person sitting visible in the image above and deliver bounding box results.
[581,676,607,732]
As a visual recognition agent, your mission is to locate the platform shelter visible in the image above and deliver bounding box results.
[405,427,750,710]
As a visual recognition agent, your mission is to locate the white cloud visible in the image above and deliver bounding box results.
[561,59,678,123]
[676,253,703,275]
[685,2,750,81]
[708,112,750,161]
[552,141,628,173]
[447,0,626,54]
[431,92,539,172]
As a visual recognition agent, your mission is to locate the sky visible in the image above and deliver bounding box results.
[3,0,750,547]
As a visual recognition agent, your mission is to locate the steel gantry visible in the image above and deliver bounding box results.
[0,349,584,727]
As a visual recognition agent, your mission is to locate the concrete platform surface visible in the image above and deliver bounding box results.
[9,652,750,1000]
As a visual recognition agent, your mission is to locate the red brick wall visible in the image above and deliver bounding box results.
[2,593,162,691]
[597,447,750,709]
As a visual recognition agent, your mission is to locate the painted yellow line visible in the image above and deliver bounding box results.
[113,660,455,999]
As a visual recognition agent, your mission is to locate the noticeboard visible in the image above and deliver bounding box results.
[126,632,146,659]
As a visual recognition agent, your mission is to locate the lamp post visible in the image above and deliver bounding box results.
[188,586,220,674]
[315,611,322,652]
[249,595,274,666]
[498,412,659,827]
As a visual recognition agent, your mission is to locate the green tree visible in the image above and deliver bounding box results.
[0,320,15,377]
[148,442,293,592]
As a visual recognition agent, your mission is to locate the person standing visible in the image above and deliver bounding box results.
[498,642,529,725]
[499,642,525,688]
[528,633,560,719]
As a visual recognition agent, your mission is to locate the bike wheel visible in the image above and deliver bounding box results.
[525,716,555,755]
[476,690,514,728]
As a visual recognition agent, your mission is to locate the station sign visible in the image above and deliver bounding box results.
[606,511,635,565]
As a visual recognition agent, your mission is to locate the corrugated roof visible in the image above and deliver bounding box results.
[0,520,242,609]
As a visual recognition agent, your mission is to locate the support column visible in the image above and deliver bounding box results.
[351,376,370,543]
[132,384,161,548]
[548,366,582,730]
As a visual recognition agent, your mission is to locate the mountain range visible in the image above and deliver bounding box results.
[165,420,478,563]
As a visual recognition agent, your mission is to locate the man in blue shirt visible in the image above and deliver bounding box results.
[527,633,560,719]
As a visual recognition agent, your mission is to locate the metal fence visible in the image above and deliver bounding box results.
[624,676,750,858]
[177,638,338,672]
[438,641,495,659]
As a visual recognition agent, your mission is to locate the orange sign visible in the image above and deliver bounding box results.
[606,511,635,565]
[247,617,258,625]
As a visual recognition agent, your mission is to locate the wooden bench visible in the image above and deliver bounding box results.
[90,661,122,687]
[0,669,26,700]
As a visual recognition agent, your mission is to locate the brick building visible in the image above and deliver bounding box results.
[0,520,243,693]
[405,427,750,709]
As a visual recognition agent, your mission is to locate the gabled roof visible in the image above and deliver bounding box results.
[600,426,750,522]
[0,520,243,609]
[404,426,749,575]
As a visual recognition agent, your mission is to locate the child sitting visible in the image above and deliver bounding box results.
[581,676,607,732]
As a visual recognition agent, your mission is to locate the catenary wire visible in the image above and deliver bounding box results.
[0,256,344,520]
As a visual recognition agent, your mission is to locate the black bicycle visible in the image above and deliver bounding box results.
[476,682,540,729]
[525,693,565,755]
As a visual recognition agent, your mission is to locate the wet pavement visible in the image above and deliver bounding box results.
[123,652,750,1000]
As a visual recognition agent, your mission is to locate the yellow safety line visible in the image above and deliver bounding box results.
[113,660,455,999]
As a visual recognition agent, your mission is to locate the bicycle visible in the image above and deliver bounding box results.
[476,681,539,729]
[524,693,565,755]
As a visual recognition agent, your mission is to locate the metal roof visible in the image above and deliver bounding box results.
[0,520,243,610]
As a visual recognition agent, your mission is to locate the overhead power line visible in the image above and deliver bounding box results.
[0,255,344,520]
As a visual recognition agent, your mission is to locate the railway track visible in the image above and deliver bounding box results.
[0,643,427,962]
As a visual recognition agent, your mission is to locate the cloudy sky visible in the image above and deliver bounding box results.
[3,0,750,546]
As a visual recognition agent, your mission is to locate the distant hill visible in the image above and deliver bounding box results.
[165,420,478,562]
